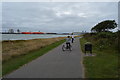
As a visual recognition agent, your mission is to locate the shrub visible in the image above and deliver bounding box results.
[83,31,119,51]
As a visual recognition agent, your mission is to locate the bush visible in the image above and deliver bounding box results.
[96,32,114,38]
[83,31,119,51]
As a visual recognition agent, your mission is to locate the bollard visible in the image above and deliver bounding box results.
[84,42,92,55]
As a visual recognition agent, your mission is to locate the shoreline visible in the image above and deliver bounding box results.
[2,34,77,41]
[2,37,65,42]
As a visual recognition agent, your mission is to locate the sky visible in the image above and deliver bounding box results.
[1,0,120,2]
[2,2,118,33]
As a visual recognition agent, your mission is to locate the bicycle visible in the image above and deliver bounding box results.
[62,43,72,51]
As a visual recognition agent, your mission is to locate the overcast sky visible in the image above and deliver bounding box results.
[2,2,118,33]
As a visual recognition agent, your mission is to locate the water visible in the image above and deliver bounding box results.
[2,34,73,41]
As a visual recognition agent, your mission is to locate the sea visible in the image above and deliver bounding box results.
[1,34,75,41]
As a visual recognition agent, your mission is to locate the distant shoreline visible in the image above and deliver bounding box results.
[2,33,79,41]
[1,33,71,35]
[1,33,21,34]
[2,34,72,41]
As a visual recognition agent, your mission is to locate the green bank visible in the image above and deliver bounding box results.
[80,36,118,78]
[80,20,119,78]
[2,39,65,76]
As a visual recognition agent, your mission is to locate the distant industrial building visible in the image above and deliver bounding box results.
[8,29,14,33]
[46,33,57,34]
[21,32,44,34]
[72,32,86,35]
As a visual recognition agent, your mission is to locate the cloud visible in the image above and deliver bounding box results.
[2,2,118,32]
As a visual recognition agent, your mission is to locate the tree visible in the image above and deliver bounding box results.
[91,20,117,33]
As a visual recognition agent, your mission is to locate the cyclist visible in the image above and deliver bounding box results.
[66,36,71,49]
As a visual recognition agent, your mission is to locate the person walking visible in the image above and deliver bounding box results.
[71,35,74,43]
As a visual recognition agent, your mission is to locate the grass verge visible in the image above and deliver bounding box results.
[80,37,118,78]
[2,37,65,61]
[2,39,65,76]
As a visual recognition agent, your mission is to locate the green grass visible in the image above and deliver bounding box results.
[2,39,65,76]
[80,38,118,78]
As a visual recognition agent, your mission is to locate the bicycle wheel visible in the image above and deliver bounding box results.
[62,45,66,51]
[69,45,72,51]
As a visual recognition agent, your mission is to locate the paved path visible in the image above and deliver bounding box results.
[4,38,84,78]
